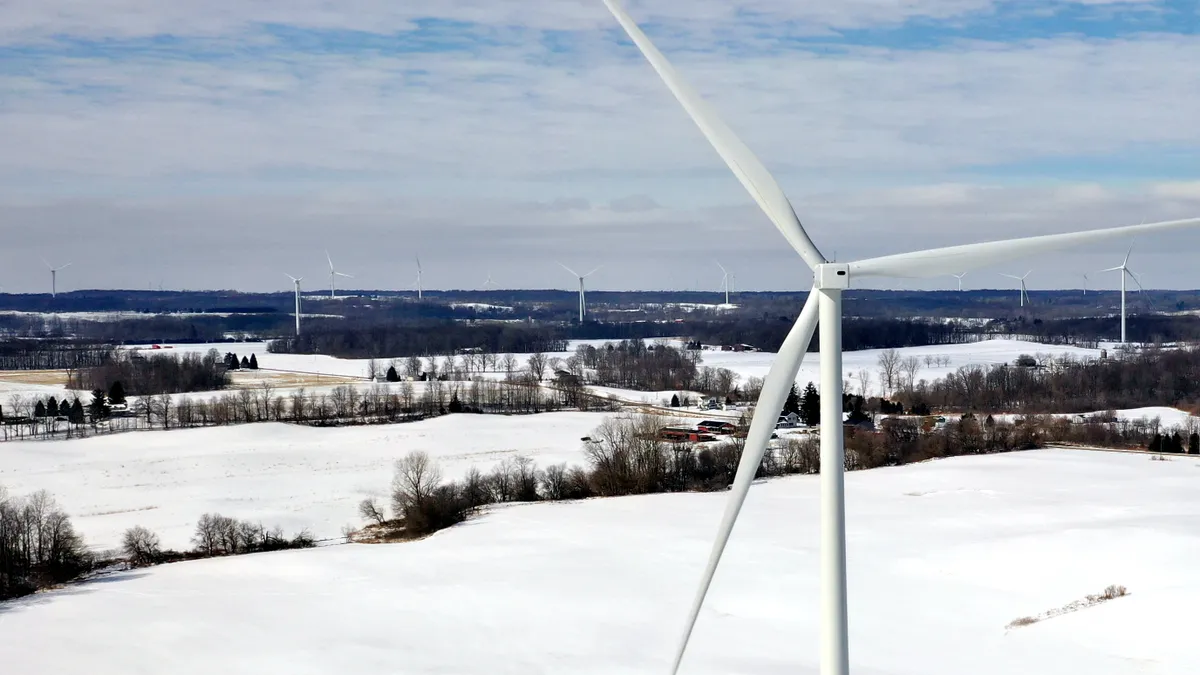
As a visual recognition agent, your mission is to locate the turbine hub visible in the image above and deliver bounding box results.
[815,263,850,290]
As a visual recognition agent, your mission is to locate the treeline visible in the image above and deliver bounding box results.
[0,487,92,601]
[270,321,570,358]
[582,340,700,392]
[688,317,978,353]
[901,346,1200,414]
[0,339,113,370]
[68,349,231,395]
[361,411,1125,540]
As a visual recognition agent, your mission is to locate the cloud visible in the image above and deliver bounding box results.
[0,1,1197,292]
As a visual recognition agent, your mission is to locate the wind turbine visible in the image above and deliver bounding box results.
[951,272,967,291]
[1099,245,1143,344]
[284,274,303,336]
[482,272,498,290]
[716,261,731,305]
[600,2,1200,674]
[1000,271,1032,307]
[414,255,424,300]
[43,259,71,298]
[325,251,352,299]
[558,262,601,323]
[1082,272,1089,295]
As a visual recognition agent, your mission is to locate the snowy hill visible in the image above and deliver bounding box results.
[2,449,1197,674]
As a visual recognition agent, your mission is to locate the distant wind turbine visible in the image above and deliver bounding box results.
[558,262,601,323]
[325,251,353,299]
[1099,245,1142,344]
[1000,271,1032,307]
[43,259,71,298]
[716,261,732,305]
[284,274,303,335]
[482,272,498,290]
[414,255,424,300]
[951,272,967,291]
[1081,272,1089,295]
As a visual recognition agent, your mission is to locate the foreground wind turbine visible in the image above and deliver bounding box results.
[558,262,601,323]
[716,261,732,305]
[951,272,967,291]
[1099,245,1143,344]
[1000,271,1032,307]
[284,274,303,335]
[600,2,1200,674]
[325,251,353,299]
[43,259,71,298]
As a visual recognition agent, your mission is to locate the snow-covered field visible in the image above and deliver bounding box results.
[0,412,609,551]
[2,449,1199,674]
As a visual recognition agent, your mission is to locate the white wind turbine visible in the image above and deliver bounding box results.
[558,262,601,323]
[414,255,424,300]
[43,259,71,298]
[601,2,1200,674]
[1000,270,1032,307]
[951,272,967,291]
[325,251,353,299]
[716,261,732,305]
[284,274,303,336]
[1082,272,1090,295]
[1099,245,1143,344]
[482,272,498,290]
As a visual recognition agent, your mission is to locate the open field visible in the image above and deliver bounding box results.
[0,412,611,551]
[2,449,1199,674]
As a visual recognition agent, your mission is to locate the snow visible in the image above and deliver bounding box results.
[2,449,1199,674]
[0,412,610,551]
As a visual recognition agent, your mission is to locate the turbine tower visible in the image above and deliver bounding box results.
[325,251,352,299]
[716,261,731,305]
[1082,272,1089,295]
[43,259,71,298]
[600,2,1200,674]
[414,255,424,300]
[284,274,303,336]
[558,262,601,323]
[1099,245,1142,344]
[951,272,967,291]
[1000,271,1032,307]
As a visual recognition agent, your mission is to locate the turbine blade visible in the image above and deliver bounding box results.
[1123,244,1133,267]
[603,0,825,270]
[337,272,354,278]
[669,286,820,674]
[583,266,602,278]
[557,262,580,278]
[1127,268,1144,291]
[60,262,72,270]
[998,273,1021,280]
[1099,265,1123,273]
[41,258,51,269]
[415,254,422,271]
[850,217,1200,279]
[326,250,334,270]
[716,261,727,275]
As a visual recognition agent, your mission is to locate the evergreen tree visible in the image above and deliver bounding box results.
[46,397,59,417]
[240,356,251,369]
[1148,433,1163,453]
[226,352,240,370]
[88,389,110,422]
[70,398,85,424]
[1170,432,1184,453]
[783,384,801,415]
[386,365,399,382]
[447,393,463,414]
[844,394,870,425]
[1189,433,1199,455]
[670,394,680,407]
[799,382,821,427]
[249,354,259,370]
[34,400,46,418]
[108,381,127,405]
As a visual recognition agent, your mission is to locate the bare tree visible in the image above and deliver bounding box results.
[856,369,871,398]
[405,355,423,380]
[358,497,387,525]
[527,352,548,382]
[878,349,901,395]
[901,356,922,391]
[390,451,444,515]
[367,358,379,381]
[121,525,162,566]
[501,353,518,381]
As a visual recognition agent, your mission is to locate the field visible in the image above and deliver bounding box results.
[0,412,611,551]
[2,449,1198,674]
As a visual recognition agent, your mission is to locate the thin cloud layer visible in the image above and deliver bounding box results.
[0,0,1196,292]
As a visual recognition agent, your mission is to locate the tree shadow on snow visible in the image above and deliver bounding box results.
[0,570,152,615]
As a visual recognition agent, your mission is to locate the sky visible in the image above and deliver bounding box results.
[1,0,1198,294]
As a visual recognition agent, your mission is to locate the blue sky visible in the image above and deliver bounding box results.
[0,0,1198,292]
